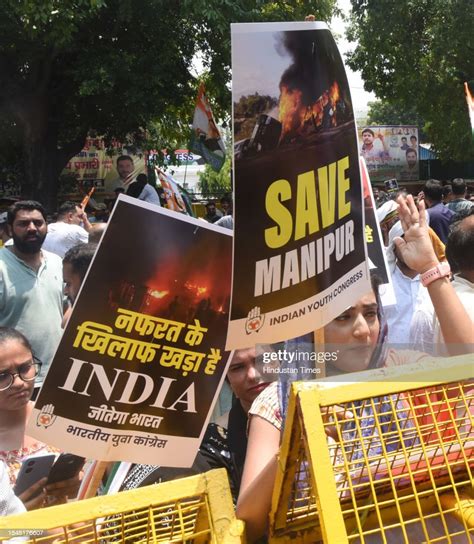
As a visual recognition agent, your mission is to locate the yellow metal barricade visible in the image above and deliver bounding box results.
[269,355,473,543]
[0,468,244,543]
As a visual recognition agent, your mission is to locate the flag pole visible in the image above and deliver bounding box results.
[183,159,188,189]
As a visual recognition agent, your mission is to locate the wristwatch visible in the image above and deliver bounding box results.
[420,262,451,287]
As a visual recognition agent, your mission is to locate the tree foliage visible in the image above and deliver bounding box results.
[0,0,337,209]
[367,100,420,126]
[198,156,232,199]
[347,0,474,162]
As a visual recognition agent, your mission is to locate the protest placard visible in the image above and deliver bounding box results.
[29,195,232,467]
[360,157,396,305]
[228,21,370,348]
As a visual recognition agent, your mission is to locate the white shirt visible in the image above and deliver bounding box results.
[434,275,474,354]
[385,265,434,349]
[0,462,25,516]
[138,184,161,206]
[42,221,89,258]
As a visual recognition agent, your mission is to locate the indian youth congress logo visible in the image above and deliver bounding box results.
[36,404,57,428]
[245,306,265,335]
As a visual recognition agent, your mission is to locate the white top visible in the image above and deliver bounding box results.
[138,184,161,206]
[385,265,434,349]
[42,221,88,258]
[434,275,474,354]
[0,461,25,516]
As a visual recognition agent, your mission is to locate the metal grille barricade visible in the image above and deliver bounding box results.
[0,468,244,543]
[269,355,473,544]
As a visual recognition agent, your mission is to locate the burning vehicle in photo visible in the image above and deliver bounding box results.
[235,80,352,160]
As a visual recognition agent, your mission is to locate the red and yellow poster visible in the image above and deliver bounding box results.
[228,22,370,348]
[29,196,232,467]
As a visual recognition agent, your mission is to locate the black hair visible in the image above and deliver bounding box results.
[220,194,232,205]
[0,327,33,354]
[116,155,133,165]
[7,201,47,226]
[442,184,452,198]
[57,201,78,218]
[423,179,443,203]
[451,178,466,196]
[446,211,474,273]
[370,272,382,298]
[362,128,374,136]
[126,174,148,198]
[63,243,97,281]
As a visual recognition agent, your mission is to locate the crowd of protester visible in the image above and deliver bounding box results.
[0,176,472,543]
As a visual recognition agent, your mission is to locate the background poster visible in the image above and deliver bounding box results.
[61,137,147,197]
[358,125,419,182]
[29,196,232,467]
[228,22,370,349]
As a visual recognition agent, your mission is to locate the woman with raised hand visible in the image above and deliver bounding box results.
[236,196,473,542]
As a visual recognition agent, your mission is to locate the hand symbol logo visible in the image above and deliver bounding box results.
[37,404,57,428]
[245,306,265,335]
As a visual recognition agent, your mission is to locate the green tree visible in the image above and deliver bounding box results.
[198,156,232,199]
[0,0,337,210]
[347,0,474,162]
[366,99,421,127]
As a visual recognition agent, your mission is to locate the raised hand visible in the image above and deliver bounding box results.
[394,195,438,274]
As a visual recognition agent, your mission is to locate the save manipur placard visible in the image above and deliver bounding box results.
[29,196,232,467]
[228,21,370,348]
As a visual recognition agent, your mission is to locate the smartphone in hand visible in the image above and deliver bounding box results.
[14,454,56,497]
[47,453,85,485]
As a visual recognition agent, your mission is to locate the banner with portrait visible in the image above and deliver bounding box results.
[61,137,147,198]
[358,125,419,182]
[29,196,232,467]
[227,21,370,349]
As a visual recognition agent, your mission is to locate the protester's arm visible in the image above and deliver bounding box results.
[236,415,279,543]
[77,207,93,233]
[395,195,473,354]
[377,131,389,156]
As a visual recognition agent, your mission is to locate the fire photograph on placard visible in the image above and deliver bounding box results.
[229,22,369,348]
[30,197,233,466]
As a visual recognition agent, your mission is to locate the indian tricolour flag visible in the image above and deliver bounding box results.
[189,83,226,172]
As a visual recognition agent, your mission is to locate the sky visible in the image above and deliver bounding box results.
[330,0,376,116]
[230,2,375,118]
